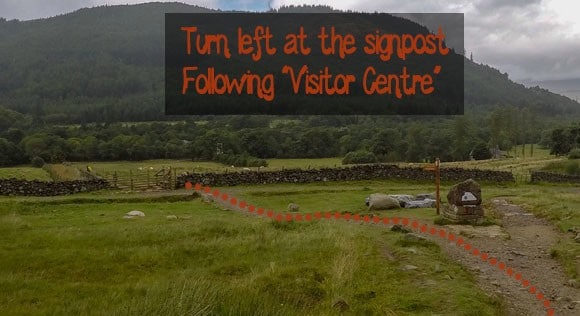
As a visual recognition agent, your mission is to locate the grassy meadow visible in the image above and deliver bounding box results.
[440,146,562,179]
[0,189,504,315]
[228,180,580,279]
[1,150,579,315]
[73,158,344,180]
[0,145,562,183]
[0,167,52,181]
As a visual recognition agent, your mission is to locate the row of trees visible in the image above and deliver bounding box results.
[0,105,548,167]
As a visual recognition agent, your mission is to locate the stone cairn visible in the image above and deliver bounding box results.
[442,178,484,224]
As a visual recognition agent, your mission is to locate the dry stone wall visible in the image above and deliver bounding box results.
[177,164,515,187]
[531,171,580,183]
[0,179,110,196]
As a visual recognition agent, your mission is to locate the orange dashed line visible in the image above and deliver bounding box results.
[448,232,455,241]
[196,184,550,315]
[506,267,514,276]
[522,280,530,287]
[543,300,550,308]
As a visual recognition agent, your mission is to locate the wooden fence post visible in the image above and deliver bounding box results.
[147,169,150,189]
[435,158,441,215]
[173,168,177,190]
[130,169,134,191]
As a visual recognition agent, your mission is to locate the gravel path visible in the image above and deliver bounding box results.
[432,199,580,315]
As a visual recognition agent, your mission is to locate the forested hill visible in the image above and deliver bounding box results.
[0,2,578,124]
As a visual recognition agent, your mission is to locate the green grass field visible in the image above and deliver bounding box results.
[226,180,580,278]
[0,144,561,183]
[75,158,343,177]
[1,148,579,314]
[0,167,52,181]
[73,160,225,176]
[267,158,343,170]
[0,189,503,315]
[440,146,561,179]
[1,178,579,315]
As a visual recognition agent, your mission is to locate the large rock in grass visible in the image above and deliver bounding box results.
[126,210,145,217]
[287,203,300,212]
[416,192,437,200]
[387,194,414,205]
[446,179,482,206]
[443,179,484,223]
[366,193,400,211]
[404,199,437,209]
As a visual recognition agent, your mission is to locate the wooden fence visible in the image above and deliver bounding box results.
[99,167,182,191]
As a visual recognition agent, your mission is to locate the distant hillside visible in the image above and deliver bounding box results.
[463,61,580,115]
[0,2,578,123]
[521,78,580,102]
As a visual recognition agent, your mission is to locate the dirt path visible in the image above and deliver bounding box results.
[432,199,580,315]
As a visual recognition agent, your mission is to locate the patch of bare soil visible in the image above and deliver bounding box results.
[431,199,580,315]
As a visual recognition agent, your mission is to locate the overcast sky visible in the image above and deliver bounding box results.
[1,0,579,81]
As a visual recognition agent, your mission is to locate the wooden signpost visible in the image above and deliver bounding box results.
[423,158,441,215]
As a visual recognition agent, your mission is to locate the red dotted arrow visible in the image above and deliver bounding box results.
[192,183,555,315]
